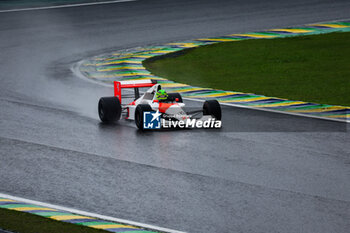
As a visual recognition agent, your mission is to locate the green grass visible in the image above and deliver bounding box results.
[0,208,107,233]
[144,32,350,107]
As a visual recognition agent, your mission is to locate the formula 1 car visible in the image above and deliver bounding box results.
[98,79,221,130]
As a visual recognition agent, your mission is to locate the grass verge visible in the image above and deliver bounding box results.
[0,208,107,233]
[144,32,350,107]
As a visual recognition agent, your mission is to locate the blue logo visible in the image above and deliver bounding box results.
[144,110,161,129]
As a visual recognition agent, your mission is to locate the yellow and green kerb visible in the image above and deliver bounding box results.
[79,21,350,122]
[0,197,158,233]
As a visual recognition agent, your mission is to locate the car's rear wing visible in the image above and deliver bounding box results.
[114,79,157,102]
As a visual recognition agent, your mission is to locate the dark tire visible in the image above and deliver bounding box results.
[167,93,183,103]
[203,100,222,120]
[135,104,153,130]
[98,97,122,123]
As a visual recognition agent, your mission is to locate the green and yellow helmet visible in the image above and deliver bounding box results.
[156,89,168,100]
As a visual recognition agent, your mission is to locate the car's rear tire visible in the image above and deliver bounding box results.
[203,100,222,120]
[167,93,183,103]
[135,104,153,130]
[98,97,122,123]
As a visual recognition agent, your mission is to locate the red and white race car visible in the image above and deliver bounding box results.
[98,80,221,130]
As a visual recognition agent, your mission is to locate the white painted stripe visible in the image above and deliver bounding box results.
[72,61,117,87]
[0,228,14,233]
[0,193,185,233]
[0,0,136,13]
[308,18,350,25]
[183,97,350,123]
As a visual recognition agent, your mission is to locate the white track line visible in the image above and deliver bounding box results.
[0,193,185,233]
[0,0,136,13]
[184,97,350,123]
[72,61,114,87]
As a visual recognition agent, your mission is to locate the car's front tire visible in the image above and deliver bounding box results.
[135,104,153,130]
[98,97,122,123]
[203,100,222,120]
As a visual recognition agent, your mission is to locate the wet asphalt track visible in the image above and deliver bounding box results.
[1,0,350,232]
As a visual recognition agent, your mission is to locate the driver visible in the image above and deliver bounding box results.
[156,89,169,102]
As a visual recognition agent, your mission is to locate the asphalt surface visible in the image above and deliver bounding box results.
[0,0,350,232]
